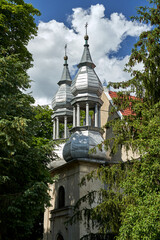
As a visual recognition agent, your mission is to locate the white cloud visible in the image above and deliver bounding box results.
[27,4,150,105]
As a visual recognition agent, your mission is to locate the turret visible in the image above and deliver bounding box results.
[52,45,73,139]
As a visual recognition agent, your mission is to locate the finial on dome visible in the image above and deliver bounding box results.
[64,44,68,64]
[84,22,89,44]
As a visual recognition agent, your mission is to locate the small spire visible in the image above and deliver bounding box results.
[84,22,89,45]
[64,44,68,65]
[78,23,95,69]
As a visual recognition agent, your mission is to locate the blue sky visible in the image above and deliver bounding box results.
[26,0,150,105]
[27,0,149,57]
[27,0,149,24]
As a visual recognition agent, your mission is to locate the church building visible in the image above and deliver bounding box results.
[43,27,137,240]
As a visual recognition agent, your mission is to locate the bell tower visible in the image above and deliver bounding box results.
[44,26,108,240]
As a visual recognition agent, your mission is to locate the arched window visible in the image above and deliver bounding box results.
[58,186,65,208]
[57,233,64,240]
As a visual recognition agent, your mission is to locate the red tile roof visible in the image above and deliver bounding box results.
[108,91,137,116]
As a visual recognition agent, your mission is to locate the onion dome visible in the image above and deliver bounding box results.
[63,128,107,162]
[52,55,73,111]
[71,32,103,99]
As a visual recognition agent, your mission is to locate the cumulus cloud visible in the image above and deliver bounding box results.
[27,4,150,105]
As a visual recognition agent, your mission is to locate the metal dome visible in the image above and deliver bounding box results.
[71,65,103,97]
[71,37,103,98]
[52,84,73,111]
[52,57,73,111]
[63,129,107,162]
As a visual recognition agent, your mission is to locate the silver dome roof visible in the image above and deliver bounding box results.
[52,84,73,111]
[52,57,73,111]
[63,129,107,162]
[71,65,103,97]
[71,38,103,98]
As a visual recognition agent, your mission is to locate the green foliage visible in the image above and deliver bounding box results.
[111,0,160,106]
[0,0,40,69]
[0,52,52,240]
[0,1,53,240]
[32,105,53,146]
[69,1,160,239]
[80,110,94,126]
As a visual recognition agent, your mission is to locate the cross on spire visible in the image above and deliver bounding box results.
[64,44,68,63]
[65,44,67,56]
[84,22,89,44]
[85,22,88,36]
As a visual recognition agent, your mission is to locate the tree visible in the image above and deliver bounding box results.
[68,0,160,239]
[32,105,53,146]
[0,0,40,69]
[0,1,53,240]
